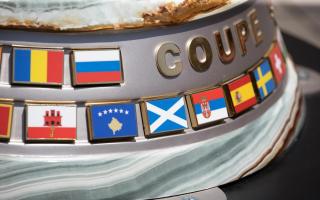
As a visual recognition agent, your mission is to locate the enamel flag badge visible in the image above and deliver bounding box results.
[71,49,123,86]
[225,75,257,115]
[269,42,286,84]
[13,47,64,86]
[186,87,228,128]
[141,96,188,137]
[0,103,13,140]
[26,105,77,142]
[87,102,138,141]
[252,59,276,100]
[0,46,2,67]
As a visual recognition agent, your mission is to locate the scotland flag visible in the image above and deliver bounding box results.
[146,97,188,135]
[89,103,138,141]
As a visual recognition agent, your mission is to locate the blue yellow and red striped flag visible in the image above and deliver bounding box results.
[13,48,64,85]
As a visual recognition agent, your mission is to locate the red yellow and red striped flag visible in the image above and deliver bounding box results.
[227,75,257,114]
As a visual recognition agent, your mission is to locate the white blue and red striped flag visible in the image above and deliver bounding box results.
[72,49,123,85]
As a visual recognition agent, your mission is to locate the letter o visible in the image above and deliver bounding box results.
[187,37,213,72]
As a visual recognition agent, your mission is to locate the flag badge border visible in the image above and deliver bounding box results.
[70,48,124,86]
[185,86,229,129]
[276,36,289,60]
[0,46,3,70]
[0,102,14,140]
[25,103,77,143]
[12,46,65,87]
[140,95,189,138]
[86,101,138,143]
[223,74,257,117]
[249,59,276,102]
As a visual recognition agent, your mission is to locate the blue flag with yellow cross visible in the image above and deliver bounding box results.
[252,59,276,100]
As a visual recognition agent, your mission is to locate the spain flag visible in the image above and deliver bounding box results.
[226,75,257,114]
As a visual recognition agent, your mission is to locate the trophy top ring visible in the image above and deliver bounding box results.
[0,0,246,32]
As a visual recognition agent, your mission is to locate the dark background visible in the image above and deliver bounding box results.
[222,33,320,200]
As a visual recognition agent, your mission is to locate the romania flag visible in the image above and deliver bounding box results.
[13,48,64,85]
[227,75,257,114]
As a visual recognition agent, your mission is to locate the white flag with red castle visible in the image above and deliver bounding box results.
[26,105,77,141]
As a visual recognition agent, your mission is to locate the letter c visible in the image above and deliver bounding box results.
[156,43,182,77]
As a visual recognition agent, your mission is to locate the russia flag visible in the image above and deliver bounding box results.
[73,49,123,85]
[192,88,229,125]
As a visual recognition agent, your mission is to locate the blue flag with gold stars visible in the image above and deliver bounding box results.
[88,103,138,141]
[253,59,276,100]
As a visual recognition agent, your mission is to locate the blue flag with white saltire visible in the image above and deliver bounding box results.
[89,103,138,141]
[145,97,188,135]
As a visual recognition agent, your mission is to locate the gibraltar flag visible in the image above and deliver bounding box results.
[27,105,77,141]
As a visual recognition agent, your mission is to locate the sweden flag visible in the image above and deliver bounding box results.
[253,59,276,100]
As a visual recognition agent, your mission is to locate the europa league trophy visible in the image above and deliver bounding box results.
[0,0,303,199]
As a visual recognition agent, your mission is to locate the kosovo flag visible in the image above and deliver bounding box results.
[253,59,276,100]
[88,103,138,141]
